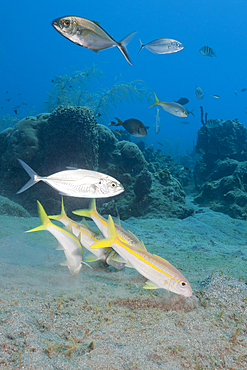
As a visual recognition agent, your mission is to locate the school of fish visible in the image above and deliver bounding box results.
[18,14,197,298]
[24,196,192,298]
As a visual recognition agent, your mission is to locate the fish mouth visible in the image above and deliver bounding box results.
[51,19,61,30]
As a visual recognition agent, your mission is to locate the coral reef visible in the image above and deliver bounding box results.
[0,106,193,220]
[195,118,247,186]
[193,118,247,219]
[194,158,247,219]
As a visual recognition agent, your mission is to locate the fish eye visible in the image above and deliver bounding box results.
[180,281,187,287]
[110,181,117,188]
[63,20,70,27]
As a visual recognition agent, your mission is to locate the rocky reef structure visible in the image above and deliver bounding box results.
[0,106,193,219]
[193,116,247,219]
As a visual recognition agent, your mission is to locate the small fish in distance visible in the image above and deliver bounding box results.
[178,121,190,125]
[210,94,220,99]
[17,159,124,198]
[150,92,188,117]
[195,86,204,100]
[241,88,247,92]
[175,97,189,105]
[199,46,216,57]
[111,117,149,137]
[138,38,184,55]
[155,108,161,134]
[52,16,136,65]
[205,119,222,129]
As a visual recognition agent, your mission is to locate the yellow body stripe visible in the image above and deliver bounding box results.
[94,212,134,245]
[70,220,98,242]
[116,239,180,283]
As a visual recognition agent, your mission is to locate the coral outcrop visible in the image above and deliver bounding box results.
[193,119,247,219]
[194,159,247,219]
[0,106,193,220]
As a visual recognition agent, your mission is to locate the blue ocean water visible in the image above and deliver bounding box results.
[1,0,247,155]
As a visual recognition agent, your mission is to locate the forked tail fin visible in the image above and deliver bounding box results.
[17,158,41,194]
[117,31,136,65]
[137,39,144,55]
[149,92,161,108]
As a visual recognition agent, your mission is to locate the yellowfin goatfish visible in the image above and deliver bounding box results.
[73,199,143,253]
[150,92,188,117]
[138,38,184,55]
[17,159,124,198]
[26,201,84,275]
[90,215,193,297]
[49,197,124,270]
[199,46,216,57]
[111,117,149,137]
[195,86,204,100]
[52,16,136,65]
[155,108,161,134]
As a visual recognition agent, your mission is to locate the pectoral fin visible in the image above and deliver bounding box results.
[84,253,99,263]
[60,260,68,267]
[143,280,160,289]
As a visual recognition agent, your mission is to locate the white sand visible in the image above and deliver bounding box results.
[0,201,247,369]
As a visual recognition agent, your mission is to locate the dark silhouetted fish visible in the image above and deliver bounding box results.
[175,97,189,105]
[113,117,149,137]
[185,108,195,117]
[199,46,216,57]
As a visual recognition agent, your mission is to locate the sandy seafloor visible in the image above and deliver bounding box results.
[0,197,247,370]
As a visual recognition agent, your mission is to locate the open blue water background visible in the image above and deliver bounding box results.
[1,0,247,155]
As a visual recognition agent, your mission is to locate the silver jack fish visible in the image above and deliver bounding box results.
[17,159,124,198]
[138,38,184,55]
[52,16,136,65]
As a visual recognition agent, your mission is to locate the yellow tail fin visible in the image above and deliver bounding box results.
[49,196,67,221]
[149,92,161,108]
[73,199,97,218]
[25,201,52,233]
